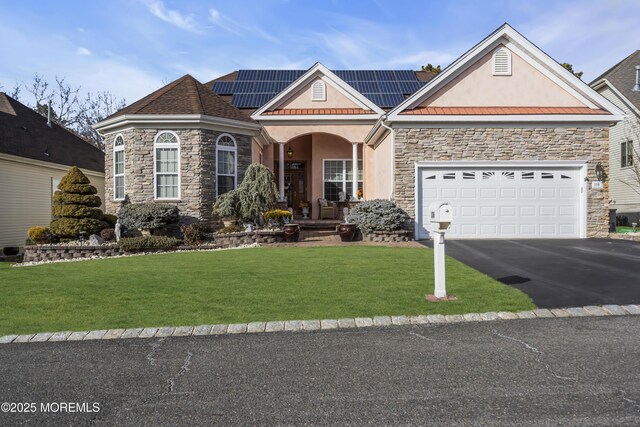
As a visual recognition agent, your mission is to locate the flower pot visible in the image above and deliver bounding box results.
[3,247,20,256]
[301,207,309,219]
[222,218,236,228]
[282,224,300,242]
[338,223,356,242]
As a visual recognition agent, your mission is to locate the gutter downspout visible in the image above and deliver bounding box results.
[379,115,394,200]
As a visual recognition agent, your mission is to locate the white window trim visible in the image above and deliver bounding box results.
[621,140,634,169]
[322,159,363,200]
[311,79,326,102]
[153,130,181,200]
[113,134,125,201]
[216,133,238,198]
[492,47,512,76]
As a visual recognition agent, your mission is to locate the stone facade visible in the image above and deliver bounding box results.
[361,230,412,242]
[23,245,122,263]
[394,126,610,237]
[104,128,252,224]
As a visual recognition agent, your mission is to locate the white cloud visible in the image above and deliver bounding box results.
[141,0,199,33]
[76,47,92,56]
[208,7,279,43]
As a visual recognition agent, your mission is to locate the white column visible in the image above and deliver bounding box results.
[278,143,285,201]
[433,231,447,298]
[352,143,359,200]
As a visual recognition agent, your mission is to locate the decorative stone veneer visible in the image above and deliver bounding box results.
[104,128,252,224]
[207,231,284,247]
[394,127,610,237]
[23,245,122,263]
[362,230,411,242]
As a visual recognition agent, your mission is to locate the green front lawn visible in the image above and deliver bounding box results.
[0,246,535,335]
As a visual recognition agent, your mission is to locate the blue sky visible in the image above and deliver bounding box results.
[0,0,637,103]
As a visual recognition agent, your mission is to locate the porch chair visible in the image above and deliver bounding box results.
[317,198,334,219]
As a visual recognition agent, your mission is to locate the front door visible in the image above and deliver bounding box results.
[277,161,307,213]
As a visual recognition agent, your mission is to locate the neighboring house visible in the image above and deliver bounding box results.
[0,93,105,249]
[591,50,640,223]
[94,24,623,240]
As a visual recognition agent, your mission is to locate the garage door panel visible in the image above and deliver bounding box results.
[418,165,583,239]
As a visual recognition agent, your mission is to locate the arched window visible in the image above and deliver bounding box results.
[113,134,125,200]
[492,47,512,76]
[311,80,326,101]
[154,131,180,199]
[216,134,237,196]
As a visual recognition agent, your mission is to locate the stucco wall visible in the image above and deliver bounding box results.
[367,132,393,200]
[393,126,610,237]
[104,128,251,224]
[0,155,104,248]
[420,46,585,108]
[280,77,362,109]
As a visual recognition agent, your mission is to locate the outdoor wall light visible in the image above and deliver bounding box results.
[595,163,605,182]
[287,147,293,158]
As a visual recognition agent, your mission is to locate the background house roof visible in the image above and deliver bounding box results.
[105,74,255,123]
[591,50,640,109]
[210,69,437,111]
[0,93,104,173]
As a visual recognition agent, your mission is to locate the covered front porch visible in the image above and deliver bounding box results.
[271,133,363,219]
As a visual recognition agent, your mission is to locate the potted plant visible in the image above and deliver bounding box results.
[264,209,299,242]
[299,201,310,219]
[337,222,356,242]
[213,189,241,227]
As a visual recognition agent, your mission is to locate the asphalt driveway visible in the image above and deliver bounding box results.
[436,238,640,308]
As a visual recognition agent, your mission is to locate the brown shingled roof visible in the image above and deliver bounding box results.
[104,74,254,123]
[0,93,104,172]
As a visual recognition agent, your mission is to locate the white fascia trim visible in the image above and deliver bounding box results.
[390,114,623,124]
[388,24,623,120]
[251,62,385,118]
[256,114,379,122]
[364,119,391,147]
[0,152,105,177]
[415,160,588,168]
[93,114,261,135]
[592,79,640,118]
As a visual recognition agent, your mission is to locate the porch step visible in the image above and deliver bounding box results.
[296,219,341,230]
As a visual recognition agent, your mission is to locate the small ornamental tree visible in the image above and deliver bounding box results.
[49,166,108,237]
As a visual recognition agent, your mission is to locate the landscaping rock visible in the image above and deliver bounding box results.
[121,328,143,339]
[355,317,374,328]
[139,328,159,338]
[0,335,18,344]
[210,324,229,334]
[426,314,446,323]
[173,326,193,336]
[155,327,175,337]
[227,324,247,334]
[284,320,303,331]
[30,332,53,342]
[550,308,571,317]
[14,334,35,343]
[247,322,266,333]
[67,331,89,341]
[302,320,321,331]
[622,305,640,315]
[103,329,125,340]
[89,234,104,245]
[84,330,108,340]
[264,322,284,333]
[583,306,608,316]
[565,307,589,317]
[320,319,338,330]
[373,316,392,326]
[496,312,518,320]
[445,314,464,323]
[193,325,214,335]
[462,313,482,322]
[480,312,499,321]
[409,315,430,324]
[516,311,536,319]
[602,305,627,316]
[338,318,356,328]
[391,316,410,325]
[532,309,554,318]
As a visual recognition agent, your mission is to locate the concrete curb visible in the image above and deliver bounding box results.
[1,304,639,345]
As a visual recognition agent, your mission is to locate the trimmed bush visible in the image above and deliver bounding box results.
[117,236,181,252]
[263,209,293,226]
[53,192,101,207]
[118,203,179,232]
[27,226,52,244]
[50,166,107,237]
[181,223,210,246]
[213,190,241,219]
[100,228,116,242]
[102,214,118,228]
[346,199,408,233]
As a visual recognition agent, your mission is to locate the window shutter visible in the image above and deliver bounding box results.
[493,47,512,75]
[312,80,326,101]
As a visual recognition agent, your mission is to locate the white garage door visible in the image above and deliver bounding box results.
[416,163,586,239]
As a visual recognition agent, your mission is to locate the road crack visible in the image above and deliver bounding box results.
[165,350,193,394]
[492,330,578,381]
[146,338,166,366]
[409,331,451,343]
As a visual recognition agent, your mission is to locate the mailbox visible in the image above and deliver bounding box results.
[429,201,452,232]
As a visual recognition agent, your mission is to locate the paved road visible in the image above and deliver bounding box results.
[1,316,639,426]
[436,239,640,308]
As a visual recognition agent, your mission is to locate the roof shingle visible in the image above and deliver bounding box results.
[0,93,104,172]
[591,50,640,110]
[104,74,255,123]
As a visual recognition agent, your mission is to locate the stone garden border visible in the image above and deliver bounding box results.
[2,304,638,345]
[21,230,284,264]
[362,230,412,243]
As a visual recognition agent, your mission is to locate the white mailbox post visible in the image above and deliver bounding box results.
[429,201,453,298]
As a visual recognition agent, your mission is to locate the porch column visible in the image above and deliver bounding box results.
[352,142,359,200]
[278,143,285,201]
